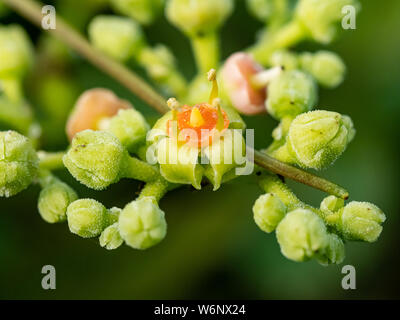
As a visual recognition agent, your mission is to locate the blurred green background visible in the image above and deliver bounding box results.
[0,0,399,299]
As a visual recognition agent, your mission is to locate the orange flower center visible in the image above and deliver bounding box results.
[167,103,229,148]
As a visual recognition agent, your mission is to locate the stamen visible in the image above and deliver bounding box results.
[251,66,283,89]
[208,69,219,104]
[167,97,180,120]
[212,98,225,131]
[189,107,205,127]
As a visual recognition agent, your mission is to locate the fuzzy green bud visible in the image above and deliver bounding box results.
[0,96,34,134]
[336,202,386,242]
[266,70,317,120]
[99,222,124,250]
[0,131,38,197]
[300,51,346,88]
[276,208,328,262]
[63,130,126,190]
[317,233,345,265]
[119,197,167,249]
[156,137,204,190]
[204,129,246,190]
[106,109,149,153]
[0,24,34,78]
[296,0,360,44]
[166,0,233,36]
[38,180,78,223]
[88,15,144,62]
[111,0,164,25]
[320,195,344,218]
[270,50,299,71]
[67,199,112,238]
[246,0,273,22]
[139,45,175,80]
[285,110,355,169]
[253,193,287,233]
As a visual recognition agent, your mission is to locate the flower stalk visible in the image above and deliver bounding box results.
[38,151,65,171]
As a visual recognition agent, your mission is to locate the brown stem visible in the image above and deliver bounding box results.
[251,149,348,199]
[4,0,349,199]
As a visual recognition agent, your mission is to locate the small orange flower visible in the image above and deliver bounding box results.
[166,70,229,148]
[167,103,229,148]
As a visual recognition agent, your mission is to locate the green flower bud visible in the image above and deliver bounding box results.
[204,129,246,190]
[106,109,150,153]
[300,51,346,88]
[111,0,164,25]
[156,137,204,190]
[276,209,328,262]
[119,197,167,249]
[0,131,38,197]
[320,195,344,218]
[137,44,187,97]
[296,0,361,44]
[88,15,144,62]
[166,0,233,36]
[63,130,126,190]
[66,199,110,238]
[341,114,356,142]
[266,70,317,120]
[0,96,34,134]
[253,193,287,233]
[38,180,78,224]
[138,45,175,80]
[99,222,124,250]
[317,233,345,265]
[336,201,386,242]
[0,24,34,78]
[270,50,299,71]
[285,110,355,169]
[246,0,273,22]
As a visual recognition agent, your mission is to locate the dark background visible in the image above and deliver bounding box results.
[0,0,399,299]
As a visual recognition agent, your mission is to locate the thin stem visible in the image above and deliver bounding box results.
[5,0,349,198]
[250,66,283,89]
[269,0,290,32]
[252,148,349,199]
[121,155,161,183]
[190,32,220,74]
[38,151,65,170]
[249,20,306,66]
[37,168,57,188]
[138,179,170,203]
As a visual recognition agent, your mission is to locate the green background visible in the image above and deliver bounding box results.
[0,0,399,299]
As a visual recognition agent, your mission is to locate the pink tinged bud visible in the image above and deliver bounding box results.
[66,88,132,141]
[222,52,266,115]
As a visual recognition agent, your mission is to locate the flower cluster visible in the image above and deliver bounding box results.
[0,0,386,265]
[253,173,384,264]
